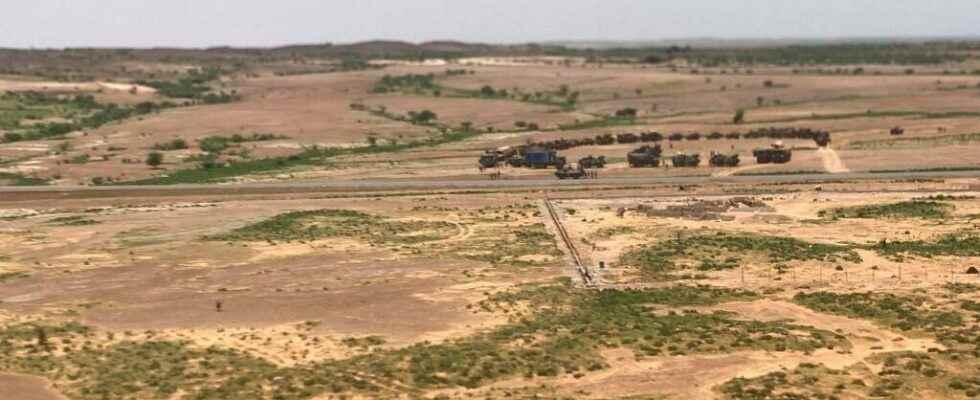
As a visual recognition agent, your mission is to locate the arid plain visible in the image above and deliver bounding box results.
[3,43,980,399]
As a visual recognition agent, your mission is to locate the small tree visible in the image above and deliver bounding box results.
[146,151,164,168]
[756,96,765,107]
[480,85,496,97]
[408,110,437,125]
[733,109,746,124]
[35,326,49,351]
[615,107,638,118]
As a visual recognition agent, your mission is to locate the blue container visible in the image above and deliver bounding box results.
[525,151,551,165]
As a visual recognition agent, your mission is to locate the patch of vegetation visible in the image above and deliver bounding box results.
[46,215,100,226]
[0,271,29,282]
[371,73,437,94]
[851,132,980,150]
[341,336,386,349]
[68,153,91,164]
[916,194,976,201]
[0,90,192,144]
[370,72,578,109]
[675,43,968,66]
[0,172,49,186]
[136,67,239,103]
[197,133,287,154]
[205,209,454,245]
[448,223,562,267]
[621,232,861,279]
[869,231,980,259]
[0,283,851,399]
[819,200,953,220]
[793,292,963,332]
[719,364,851,400]
[120,129,480,185]
[944,283,980,295]
[589,226,638,241]
[719,352,966,400]
[151,138,188,151]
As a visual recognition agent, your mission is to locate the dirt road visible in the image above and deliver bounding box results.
[2,169,978,201]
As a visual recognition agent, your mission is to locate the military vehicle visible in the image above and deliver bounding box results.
[477,146,516,168]
[578,155,607,169]
[813,131,832,147]
[555,164,588,180]
[753,142,792,164]
[628,145,663,167]
[616,133,639,144]
[671,153,701,167]
[595,134,615,145]
[640,132,664,142]
[709,152,740,167]
[523,146,566,169]
[891,127,905,136]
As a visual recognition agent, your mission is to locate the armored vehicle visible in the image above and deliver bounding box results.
[555,164,588,180]
[753,143,792,164]
[595,134,615,145]
[671,153,701,167]
[616,133,639,144]
[578,155,607,169]
[709,152,740,167]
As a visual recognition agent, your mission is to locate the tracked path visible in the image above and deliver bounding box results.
[544,199,596,288]
[819,147,850,173]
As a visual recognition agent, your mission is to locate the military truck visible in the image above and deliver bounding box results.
[478,146,516,168]
[709,152,740,167]
[753,142,792,164]
[671,153,701,167]
[555,164,588,180]
[628,145,663,167]
[578,155,607,169]
[890,127,905,136]
[520,146,566,169]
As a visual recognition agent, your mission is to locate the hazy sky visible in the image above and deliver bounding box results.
[3,0,978,48]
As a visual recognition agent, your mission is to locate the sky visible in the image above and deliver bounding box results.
[3,0,978,48]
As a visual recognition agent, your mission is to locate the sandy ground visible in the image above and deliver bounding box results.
[0,374,67,400]
[3,62,980,184]
[0,79,156,94]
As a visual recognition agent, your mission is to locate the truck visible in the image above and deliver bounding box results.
[521,146,566,169]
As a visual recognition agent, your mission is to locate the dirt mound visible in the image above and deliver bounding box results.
[635,197,772,221]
